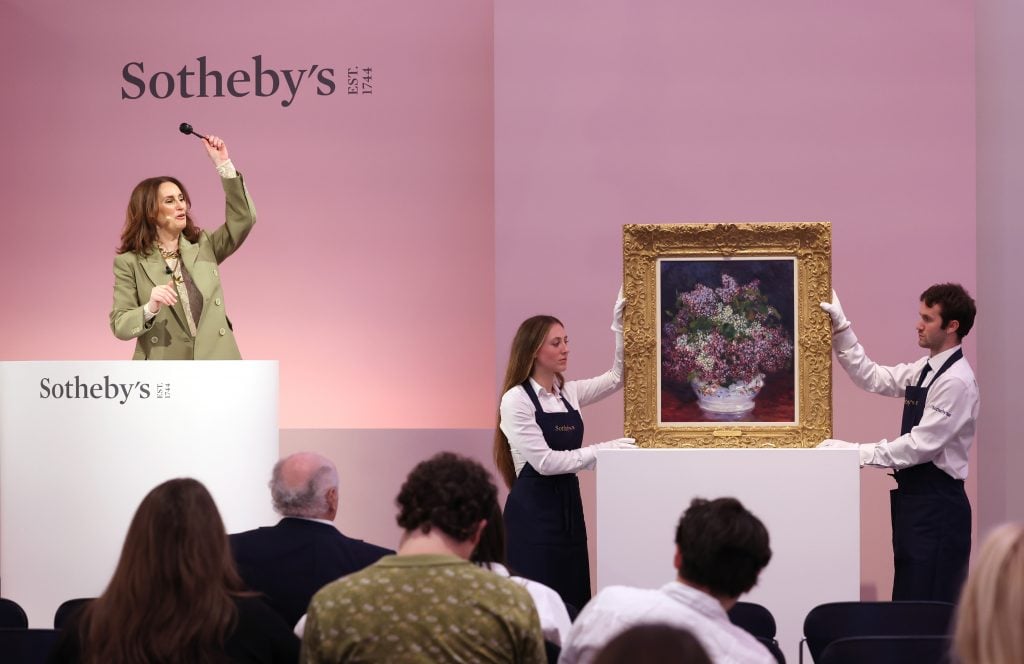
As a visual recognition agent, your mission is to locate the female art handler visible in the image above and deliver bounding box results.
[494,289,635,610]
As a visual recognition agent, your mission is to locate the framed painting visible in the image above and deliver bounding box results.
[623,222,832,448]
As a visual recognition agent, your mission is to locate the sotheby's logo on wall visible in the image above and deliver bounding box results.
[121,56,373,107]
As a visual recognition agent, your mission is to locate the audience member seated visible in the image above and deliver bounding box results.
[302,452,547,663]
[592,624,712,664]
[559,497,774,664]
[230,452,393,627]
[954,522,1024,664]
[48,478,298,664]
[472,499,574,646]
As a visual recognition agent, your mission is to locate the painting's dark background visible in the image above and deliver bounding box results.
[659,258,796,329]
[659,258,796,423]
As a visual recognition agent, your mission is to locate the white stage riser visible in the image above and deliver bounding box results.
[597,448,860,664]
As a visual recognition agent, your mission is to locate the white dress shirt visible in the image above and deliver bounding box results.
[558,581,774,664]
[499,321,624,476]
[833,327,979,479]
[486,562,572,646]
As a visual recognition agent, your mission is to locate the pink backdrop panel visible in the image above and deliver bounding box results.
[977,0,1024,534]
[0,0,495,428]
[279,429,499,552]
[0,0,982,603]
[494,0,975,599]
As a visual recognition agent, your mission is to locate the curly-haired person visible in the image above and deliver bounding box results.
[301,452,546,664]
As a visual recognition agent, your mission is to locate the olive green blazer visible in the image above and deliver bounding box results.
[110,174,256,360]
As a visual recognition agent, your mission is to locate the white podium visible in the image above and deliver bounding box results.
[0,361,279,626]
[597,448,860,663]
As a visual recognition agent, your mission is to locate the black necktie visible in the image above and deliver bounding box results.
[916,363,932,387]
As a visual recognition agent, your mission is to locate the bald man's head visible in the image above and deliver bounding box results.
[269,452,339,520]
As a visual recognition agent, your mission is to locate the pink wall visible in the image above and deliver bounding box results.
[1,0,981,604]
[0,0,495,429]
[977,0,1024,534]
[494,0,975,599]
[280,429,503,551]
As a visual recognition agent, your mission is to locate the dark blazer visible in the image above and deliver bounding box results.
[229,518,393,627]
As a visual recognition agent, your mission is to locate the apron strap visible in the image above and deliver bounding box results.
[918,348,963,388]
[520,378,576,413]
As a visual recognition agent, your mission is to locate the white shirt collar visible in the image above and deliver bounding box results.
[528,376,562,398]
[659,581,729,621]
[926,344,962,371]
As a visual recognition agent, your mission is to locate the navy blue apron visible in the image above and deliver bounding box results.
[503,379,591,611]
[890,349,971,602]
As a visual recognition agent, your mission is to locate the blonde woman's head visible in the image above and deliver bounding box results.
[954,522,1024,664]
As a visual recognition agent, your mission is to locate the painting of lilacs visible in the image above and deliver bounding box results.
[660,259,796,422]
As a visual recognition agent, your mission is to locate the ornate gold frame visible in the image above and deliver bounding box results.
[623,222,832,448]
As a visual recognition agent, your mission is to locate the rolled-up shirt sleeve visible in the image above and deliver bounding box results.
[499,388,597,476]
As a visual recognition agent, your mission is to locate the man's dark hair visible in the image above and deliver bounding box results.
[396,452,497,542]
[675,497,772,599]
[921,283,976,340]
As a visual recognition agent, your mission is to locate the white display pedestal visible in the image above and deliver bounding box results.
[0,361,279,626]
[597,448,860,663]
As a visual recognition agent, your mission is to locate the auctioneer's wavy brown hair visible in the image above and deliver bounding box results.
[116,176,201,255]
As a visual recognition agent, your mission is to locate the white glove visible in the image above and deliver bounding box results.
[817,439,858,450]
[819,290,851,334]
[593,437,637,451]
[611,286,626,334]
[818,438,878,467]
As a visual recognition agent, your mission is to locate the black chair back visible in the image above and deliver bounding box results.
[544,640,561,664]
[53,597,94,629]
[730,603,782,662]
[0,598,29,629]
[803,601,955,663]
[0,628,61,664]
[756,636,786,663]
[819,635,952,664]
[729,601,777,639]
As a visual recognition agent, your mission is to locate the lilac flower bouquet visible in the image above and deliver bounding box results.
[662,274,793,399]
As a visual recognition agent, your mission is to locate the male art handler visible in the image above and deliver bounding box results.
[819,284,978,602]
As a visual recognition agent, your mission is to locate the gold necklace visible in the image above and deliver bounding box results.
[157,245,180,260]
